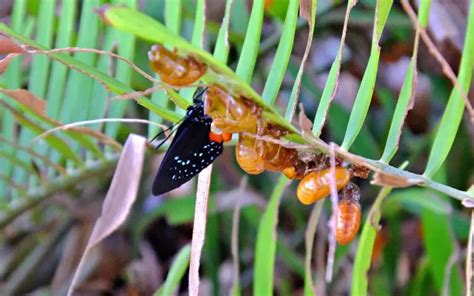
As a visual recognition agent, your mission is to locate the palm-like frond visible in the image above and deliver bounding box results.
[0,0,473,295]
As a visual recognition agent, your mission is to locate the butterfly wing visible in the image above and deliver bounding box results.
[152,117,223,196]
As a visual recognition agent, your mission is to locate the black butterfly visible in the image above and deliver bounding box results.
[152,89,223,196]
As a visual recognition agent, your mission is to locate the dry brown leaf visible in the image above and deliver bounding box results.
[67,134,146,296]
[371,171,422,188]
[0,89,46,114]
[51,223,95,295]
[298,103,313,134]
[0,35,26,54]
[299,0,313,24]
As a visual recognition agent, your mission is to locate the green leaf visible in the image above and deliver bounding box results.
[421,207,463,295]
[341,48,381,150]
[154,245,191,296]
[15,0,57,191]
[424,0,474,177]
[342,0,393,150]
[213,0,234,63]
[253,176,289,295]
[312,0,356,135]
[104,0,137,138]
[351,186,392,296]
[164,0,182,34]
[1,103,83,166]
[261,0,298,104]
[46,0,77,119]
[149,0,181,137]
[60,0,101,123]
[417,0,432,28]
[380,58,416,163]
[0,0,27,198]
[235,0,264,83]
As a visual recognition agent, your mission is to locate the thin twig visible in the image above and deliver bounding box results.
[466,210,474,296]
[326,143,339,282]
[231,176,247,295]
[26,47,160,83]
[442,247,461,296]
[304,200,324,293]
[33,118,169,142]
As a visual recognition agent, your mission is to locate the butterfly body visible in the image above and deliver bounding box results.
[152,98,224,196]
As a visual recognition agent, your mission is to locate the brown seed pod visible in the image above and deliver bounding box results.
[335,183,361,245]
[296,167,351,205]
[148,44,207,86]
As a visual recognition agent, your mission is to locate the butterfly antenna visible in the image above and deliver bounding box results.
[154,129,176,150]
[149,116,185,144]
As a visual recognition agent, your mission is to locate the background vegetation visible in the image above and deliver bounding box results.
[0,0,473,295]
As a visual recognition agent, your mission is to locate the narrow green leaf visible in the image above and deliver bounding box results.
[178,0,206,106]
[284,0,318,120]
[351,186,392,296]
[60,0,101,123]
[235,0,264,83]
[253,176,289,295]
[0,0,27,198]
[383,188,451,216]
[380,58,416,163]
[191,0,205,47]
[421,206,464,295]
[15,0,56,187]
[312,0,356,135]
[374,0,393,42]
[341,0,393,150]
[261,0,298,104]
[154,245,191,296]
[424,0,474,177]
[230,0,249,36]
[104,0,137,138]
[312,52,342,135]
[417,0,432,28]
[28,0,56,98]
[164,0,182,34]
[213,0,234,63]
[341,47,381,150]
[4,105,83,165]
[0,151,34,174]
[46,0,77,119]
[149,0,181,137]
